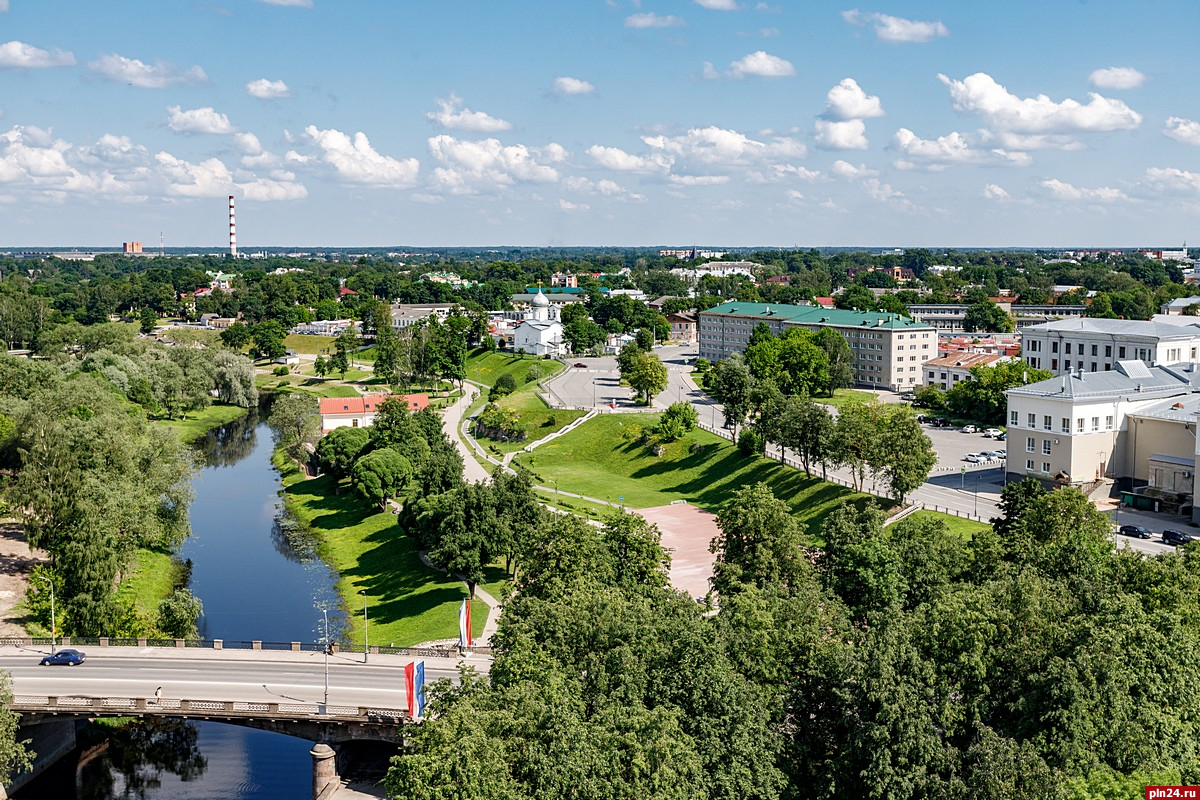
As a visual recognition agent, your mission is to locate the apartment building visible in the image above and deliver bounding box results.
[1019,317,1200,375]
[908,303,1085,333]
[922,353,1012,390]
[697,302,934,390]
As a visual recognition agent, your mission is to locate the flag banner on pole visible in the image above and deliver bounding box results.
[405,661,415,716]
[458,599,468,647]
[415,661,426,718]
[467,598,473,647]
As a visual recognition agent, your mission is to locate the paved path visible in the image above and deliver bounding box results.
[442,383,492,483]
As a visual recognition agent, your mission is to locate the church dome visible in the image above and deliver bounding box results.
[532,289,550,308]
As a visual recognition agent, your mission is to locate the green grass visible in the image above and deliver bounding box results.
[466,349,562,388]
[480,388,587,454]
[904,509,991,540]
[155,403,250,444]
[283,334,339,355]
[816,388,877,410]
[513,414,886,540]
[476,562,510,605]
[533,487,611,519]
[276,456,487,647]
[116,549,179,623]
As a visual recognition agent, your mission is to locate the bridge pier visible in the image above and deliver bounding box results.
[311,741,338,799]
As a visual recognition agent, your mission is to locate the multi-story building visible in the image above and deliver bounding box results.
[908,303,1085,333]
[1019,317,1200,375]
[921,353,1012,390]
[665,311,696,344]
[697,302,934,390]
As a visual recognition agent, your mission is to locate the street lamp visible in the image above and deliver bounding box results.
[974,474,980,518]
[360,590,369,665]
[322,608,329,709]
[34,575,54,653]
[553,479,558,504]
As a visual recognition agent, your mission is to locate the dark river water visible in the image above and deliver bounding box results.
[17,410,358,799]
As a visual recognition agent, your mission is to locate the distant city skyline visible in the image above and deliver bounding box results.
[0,1,1196,247]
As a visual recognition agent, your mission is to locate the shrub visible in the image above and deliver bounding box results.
[490,372,517,401]
[525,366,541,385]
[694,358,710,373]
[621,423,643,442]
[273,365,290,376]
[737,429,763,457]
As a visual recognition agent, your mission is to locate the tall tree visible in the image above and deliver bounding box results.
[711,482,809,595]
[814,327,854,397]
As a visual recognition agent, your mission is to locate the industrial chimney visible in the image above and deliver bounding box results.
[228,195,237,257]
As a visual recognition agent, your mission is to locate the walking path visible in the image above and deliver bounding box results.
[442,382,492,483]
[416,551,503,647]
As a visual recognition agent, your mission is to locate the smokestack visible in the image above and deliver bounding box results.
[228,195,237,257]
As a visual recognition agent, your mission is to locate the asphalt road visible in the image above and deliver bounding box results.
[544,344,702,413]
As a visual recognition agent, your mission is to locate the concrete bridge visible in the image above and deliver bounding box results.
[0,638,491,798]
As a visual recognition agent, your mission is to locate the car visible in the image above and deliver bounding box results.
[961,425,979,433]
[980,450,1001,459]
[982,428,1002,438]
[996,432,1007,441]
[40,648,86,666]
[1162,529,1196,546]
[964,453,985,463]
[572,362,587,368]
[995,449,1006,459]
[1119,525,1154,539]
[900,392,915,401]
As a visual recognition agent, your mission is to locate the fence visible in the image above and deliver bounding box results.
[0,637,487,659]
[11,695,409,723]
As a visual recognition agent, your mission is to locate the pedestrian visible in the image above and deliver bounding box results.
[154,687,162,705]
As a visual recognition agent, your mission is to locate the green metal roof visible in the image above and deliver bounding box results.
[699,301,932,330]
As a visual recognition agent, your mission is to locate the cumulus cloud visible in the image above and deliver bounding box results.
[814,119,868,150]
[1089,67,1145,90]
[1040,178,1127,202]
[842,9,948,43]
[830,160,877,179]
[892,128,1031,168]
[563,176,645,202]
[585,144,672,173]
[863,177,906,204]
[1145,167,1200,193]
[428,135,564,193]
[246,78,290,99]
[304,125,420,187]
[553,76,595,96]
[983,183,1009,199]
[88,54,207,88]
[939,72,1142,140]
[426,94,511,133]
[0,126,144,198]
[728,50,795,78]
[643,126,805,164]
[823,78,883,120]
[625,12,684,28]
[1164,117,1200,147]
[88,134,147,163]
[694,0,737,8]
[558,199,589,212]
[0,41,75,69]
[154,152,234,197]
[166,106,235,135]
[669,175,731,186]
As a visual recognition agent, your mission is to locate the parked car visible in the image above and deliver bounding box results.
[40,648,86,666]
[1119,525,1153,539]
[982,428,1002,438]
[572,362,587,368]
[961,425,979,433]
[964,453,985,463]
[995,449,1006,459]
[996,432,1007,441]
[1162,529,1196,546]
[900,392,915,401]
[980,450,1001,459]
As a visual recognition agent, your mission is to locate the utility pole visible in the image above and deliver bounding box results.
[360,591,369,664]
[34,575,54,652]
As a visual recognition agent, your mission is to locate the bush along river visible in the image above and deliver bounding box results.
[16,407,360,799]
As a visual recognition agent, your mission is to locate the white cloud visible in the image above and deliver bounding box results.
[304,125,420,187]
[1040,178,1127,202]
[892,128,1032,168]
[155,152,233,197]
[830,160,877,179]
[625,12,684,28]
[428,135,564,193]
[1145,167,1200,193]
[246,78,291,99]
[983,183,1009,199]
[553,76,595,96]
[558,199,589,212]
[258,0,313,6]
[89,134,147,163]
[694,0,737,9]
[668,174,730,185]
[585,144,672,173]
[701,61,720,81]
[167,106,235,135]
[88,54,207,88]
[564,176,645,202]
[0,2,8,11]
[863,177,905,203]
[939,72,1142,138]
[842,9,948,43]
[1164,117,1200,147]
[728,50,795,78]
[238,176,308,201]
[770,163,822,181]
[1088,67,1145,90]
[823,78,883,120]
[643,126,805,164]
[0,41,75,69]
[234,133,263,155]
[815,119,868,150]
[426,94,511,133]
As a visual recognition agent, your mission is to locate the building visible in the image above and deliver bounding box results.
[658,248,727,259]
[418,271,476,289]
[665,311,697,344]
[319,394,430,432]
[937,334,1021,358]
[1004,362,1200,507]
[510,288,587,310]
[511,289,565,357]
[1159,296,1200,315]
[291,319,357,336]
[1019,317,1200,375]
[922,353,1012,390]
[697,302,934,390]
[123,241,142,254]
[907,302,1085,334]
[390,303,460,330]
[550,272,578,288]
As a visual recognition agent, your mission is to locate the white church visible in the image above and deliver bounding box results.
[511,289,566,357]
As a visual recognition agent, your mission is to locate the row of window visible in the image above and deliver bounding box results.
[1010,411,1114,433]
[1025,460,1052,473]
[1025,338,1167,362]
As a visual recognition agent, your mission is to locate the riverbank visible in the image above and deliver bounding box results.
[272,450,489,648]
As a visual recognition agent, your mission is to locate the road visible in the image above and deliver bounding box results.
[543,344,702,413]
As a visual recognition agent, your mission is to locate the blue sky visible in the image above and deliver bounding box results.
[0,0,1196,248]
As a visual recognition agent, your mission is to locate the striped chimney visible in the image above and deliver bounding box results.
[228,195,237,257]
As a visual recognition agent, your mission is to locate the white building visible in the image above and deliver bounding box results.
[511,289,565,357]
[1019,316,1200,376]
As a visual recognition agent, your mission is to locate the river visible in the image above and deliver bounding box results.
[16,409,359,799]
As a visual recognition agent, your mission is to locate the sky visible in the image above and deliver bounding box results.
[0,0,1197,248]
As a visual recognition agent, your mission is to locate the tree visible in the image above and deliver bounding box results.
[963,299,1015,333]
[873,405,936,501]
[139,306,158,335]
[947,362,1051,425]
[350,448,412,509]
[315,426,370,481]
[212,350,258,408]
[331,327,357,378]
[829,401,875,491]
[711,482,810,595]
[427,482,498,598]
[250,320,287,361]
[219,321,251,350]
[268,391,319,459]
[313,354,330,379]
[157,588,203,638]
[0,674,32,779]
[709,354,753,436]
[624,350,668,405]
[635,327,655,351]
[814,327,853,397]
[602,511,670,591]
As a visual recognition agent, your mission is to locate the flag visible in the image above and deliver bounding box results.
[458,598,473,647]
[404,661,415,717]
[415,660,425,718]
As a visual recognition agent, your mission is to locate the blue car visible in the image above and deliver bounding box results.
[40,649,86,666]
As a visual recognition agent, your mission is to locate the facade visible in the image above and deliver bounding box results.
[937,334,1021,358]
[1159,296,1200,315]
[511,289,565,357]
[922,353,1010,390]
[1019,317,1200,375]
[908,302,1085,334]
[390,303,459,330]
[1004,361,1200,489]
[665,311,697,344]
[697,302,934,390]
[319,393,430,432]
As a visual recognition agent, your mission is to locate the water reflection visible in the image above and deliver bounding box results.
[193,410,260,468]
[77,719,207,800]
[271,513,319,564]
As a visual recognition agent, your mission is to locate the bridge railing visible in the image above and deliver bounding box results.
[0,636,491,658]
[12,695,409,724]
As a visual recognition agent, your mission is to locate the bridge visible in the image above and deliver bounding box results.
[0,638,491,798]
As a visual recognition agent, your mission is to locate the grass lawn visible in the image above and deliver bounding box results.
[478,388,587,454]
[283,334,337,355]
[513,414,886,540]
[466,349,562,388]
[533,487,611,520]
[816,388,878,410]
[904,509,991,540]
[155,403,249,445]
[116,549,179,624]
[276,457,487,647]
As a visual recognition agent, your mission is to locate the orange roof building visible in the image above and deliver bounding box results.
[318,393,430,432]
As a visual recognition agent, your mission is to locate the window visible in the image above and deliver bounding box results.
[1119,346,1126,358]
[1043,415,1052,431]
[1011,411,1019,426]
[1105,415,1114,430]
[1026,437,1035,452]
[1042,440,1052,455]
[1168,348,1181,363]
[1027,413,1036,427]
[1076,418,1084,433]
[1042,462,1051,473]
[1065,342,1072,355]
[1061,418,1070,433]
[1091,417,1100,432]
[1051,358,1058,370]
[1105,345,1112,357]
[1052,341,1059,353]
[1026,459,1035,470]
[1091,363,1096,372]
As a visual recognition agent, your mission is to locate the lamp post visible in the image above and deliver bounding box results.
[322,608,329,709]
[34,575,54,653]
[974,474,980,518]
[360,591,368,664]
[553,479,558,504]
[592,380,596,408]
